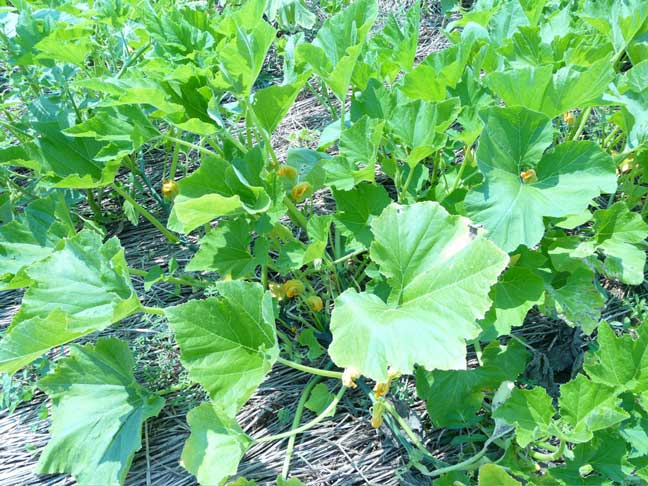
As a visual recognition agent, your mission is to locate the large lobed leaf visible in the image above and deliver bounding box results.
[329,201,508,382]
[466,106,617,252]
[37,338,164,486]
[0,230,140,374]
[165,280,278,416]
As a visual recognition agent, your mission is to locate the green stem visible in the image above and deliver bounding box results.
[164,135,218,159]
[86,189,104,221]
[330,248,367,266]
[283,196,308,234]
[531,440,565,462]
[276,356,343,379]
[570,107,592,141]
[382,401,444,466]
[255,386,346,443]
[603,126,621,149]
[169,134,181,181]
[140,305,165,316]
[261,264,268,290]
[427,428,512,478]
[111,183,180,244]
[450,147,472,194]
[155,382,192,396]
[128,267,207,288]
[281,376,322,478]
[116,41,150,79]
[400,165,417,202]
[305,82,338,119]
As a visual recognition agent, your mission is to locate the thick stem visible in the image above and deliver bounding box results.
[140,305,165,316]
[570,107,592,141]
[111,183,180,244]
[256,386,346,443]
[155,382,192,396]
[330,248,367,266]
[531,441,565,462]
[276,356,343,379]
[164,135,219,159]
[283,196,309,234]
[129,267,207,288]
[281,376,322,478]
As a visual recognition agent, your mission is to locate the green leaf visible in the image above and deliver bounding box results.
[329,202,508,382]
[592,202,648,285]
[0,194,71,287]
[168,156,270,234]
[333,183,391,247]
[484,57,614,118]
[550,430,632,485]
[398,42,472,102]
[478,464,521,486]
[416,340,528,428]
[36,338,164,486]
[63,106,159,161]
[543,267,605,335]
[339,115,385,166]
[28,100,121,188]
[0,230,140,374]
[305,383,335,416]
[387,97,460,167]
[466,107,617,252]
[480,266,545,338]
[584,322,648,394]
[186,218,259,279]
[559,374,629,443]
[165,281,278,416]
[251,75,308,137]
[493,387,554,447]
[297,0,377,100]
[180,402,252,486]
[581,0,648,54]
[213,15,276,97]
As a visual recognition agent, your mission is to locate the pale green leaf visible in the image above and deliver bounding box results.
[168,156,270,234]
[165,281,278,416]
[180,402,252,486]
[0,230,139,374]
[493,387,554,447]
[559,374,629,443]
[329,202,508,382]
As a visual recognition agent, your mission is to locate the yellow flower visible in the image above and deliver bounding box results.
[290,182,312,201]
[283,279,304,298]
[373,368,401,398]
[373,382,390,398]
[563,111,575,125]
[161,180,179,199]
[370,399,385,429]
[520,169,537,184]
[342,367,361,388]
[305,295,324,312]
[277,165,297,178]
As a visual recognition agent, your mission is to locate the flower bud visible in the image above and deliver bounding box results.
[563,111,575,125]
[305,295,323,312]
[277,165,297,178]
[342,367,361,388]
[161,180,179,199]
[520,169,537,184]
[291,182,312,201]
[284,279,305,298]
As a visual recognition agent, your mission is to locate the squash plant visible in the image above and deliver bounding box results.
[0,0,647,484]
